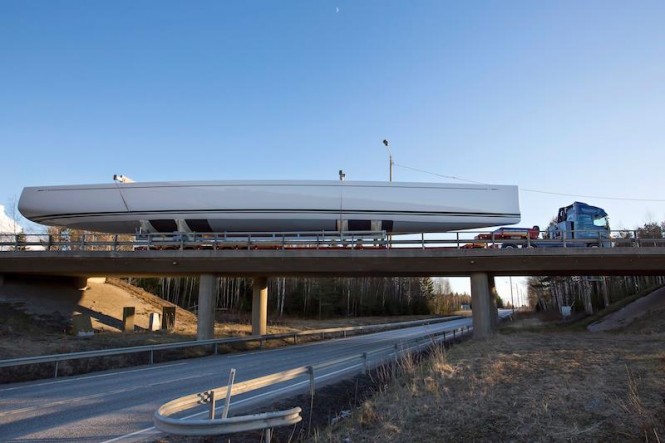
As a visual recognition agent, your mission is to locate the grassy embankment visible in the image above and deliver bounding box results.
[313,312,665,442]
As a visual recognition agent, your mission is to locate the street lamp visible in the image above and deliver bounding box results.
[509,276,515,317]
[382,139,394,182]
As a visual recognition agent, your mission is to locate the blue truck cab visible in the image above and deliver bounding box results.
[545,201,610,247]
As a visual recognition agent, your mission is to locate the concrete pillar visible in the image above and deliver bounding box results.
[77,277,89,290]
[197,274,216,340]
[471,272,494,339]
[162,306,177,331]
[72,313,94,336]
[148,313,161,331]
[252,277,268,336]
[122,307,135,333]
[489,275,499,331]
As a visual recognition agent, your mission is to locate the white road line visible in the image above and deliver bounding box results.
[101,426,160,443]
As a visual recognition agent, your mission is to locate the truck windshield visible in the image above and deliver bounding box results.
[593,215,609,228]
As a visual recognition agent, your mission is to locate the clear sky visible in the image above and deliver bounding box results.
[2,1,664,297]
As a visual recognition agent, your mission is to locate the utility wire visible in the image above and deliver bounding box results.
[394,163,665,203]
[394,163,486,184]
[519,188,665,202]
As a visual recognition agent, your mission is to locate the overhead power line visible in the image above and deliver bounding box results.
[394,163,665,203]
[519,188,665,202]
[394,163,486,184]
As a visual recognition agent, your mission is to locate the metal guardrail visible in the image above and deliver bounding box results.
[0,317,456,379]
[1,229,664,251]
[153,324,473,437]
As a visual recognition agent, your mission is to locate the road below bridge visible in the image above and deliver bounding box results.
[0,315,505,442]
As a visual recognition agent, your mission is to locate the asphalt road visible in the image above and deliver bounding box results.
[0,314,505,442]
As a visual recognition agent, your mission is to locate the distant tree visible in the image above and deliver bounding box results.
[419,277,435,299]
[636,222,663,247]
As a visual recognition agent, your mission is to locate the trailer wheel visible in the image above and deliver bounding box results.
[502,244,516,249]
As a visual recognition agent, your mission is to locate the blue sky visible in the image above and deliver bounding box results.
[3,1,665,231]
[1,1,665,296]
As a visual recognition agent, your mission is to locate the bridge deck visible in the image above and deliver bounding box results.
[1,248,664,277]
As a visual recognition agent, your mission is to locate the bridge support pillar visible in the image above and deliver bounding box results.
[489,275,499,331]
[197,274,216,341]
[471,272,496,339]
[252,277,268,336]
[76,277,89,290]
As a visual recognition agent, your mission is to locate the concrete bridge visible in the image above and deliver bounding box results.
[2,247,664,340]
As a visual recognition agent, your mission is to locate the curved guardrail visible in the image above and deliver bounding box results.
[156,406,303,436]
[153,325,473,436]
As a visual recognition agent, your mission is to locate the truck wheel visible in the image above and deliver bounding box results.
[587,243,599,248]
[502,244,516,249]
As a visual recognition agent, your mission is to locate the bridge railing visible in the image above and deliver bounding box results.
[1,229,664,251]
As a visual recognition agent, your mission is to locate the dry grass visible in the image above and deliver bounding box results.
[316,325,665,442]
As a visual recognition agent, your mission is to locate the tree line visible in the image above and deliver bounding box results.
[127,275,470,319]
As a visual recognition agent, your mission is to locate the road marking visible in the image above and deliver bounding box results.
[101,426,160,443]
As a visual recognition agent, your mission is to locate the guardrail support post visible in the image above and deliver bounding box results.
[208,390,216,420]
[308,366,315,397]
[362,352,368,374]
[221,368,236,420]
[54,361,59,379]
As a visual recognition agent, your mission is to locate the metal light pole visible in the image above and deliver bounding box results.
[509,276,515,316]
[382,139,393,182]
